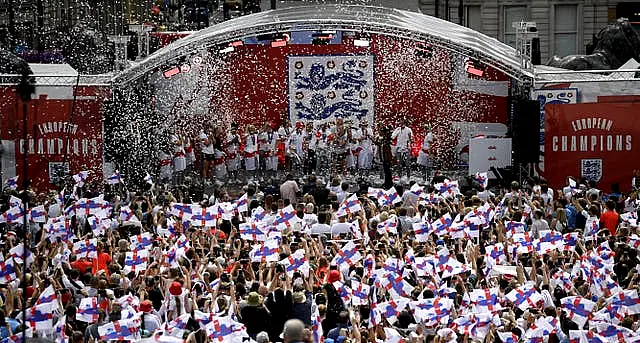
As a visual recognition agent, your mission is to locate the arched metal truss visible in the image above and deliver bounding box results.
[113,5,533,85]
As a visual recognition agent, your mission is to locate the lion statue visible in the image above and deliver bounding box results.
[547,18,640,71]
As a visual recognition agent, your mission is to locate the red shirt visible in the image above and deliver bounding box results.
[70,259,93,274]
[600,210,619,236]
[93,252,112,275]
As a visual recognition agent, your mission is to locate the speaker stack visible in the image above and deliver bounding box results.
[511,99,541,164]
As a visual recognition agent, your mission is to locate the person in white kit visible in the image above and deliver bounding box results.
[346,122,359,174]
[170,130,186,185]
[243,124,259,181]
[417,124,434,181]
[278,119,293,172]
[212,125,227,180]
[183,135,195,174]
[392,119,414,181]
[226,122,242,183]
[288,122,306,175]
[313,123,331,177]
[357,120,374,176]
[158,149,173,184]
[199,124,215,181]
[259,123,279,180]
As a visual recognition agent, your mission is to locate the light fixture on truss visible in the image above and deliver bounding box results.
[353,32,371,47]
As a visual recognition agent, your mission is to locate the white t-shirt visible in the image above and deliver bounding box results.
[310,223,331,234]
[199,132,214,155]
[260,131,279,152]
[392,126,414,152]
[422,132,434,151]
[244,134,258,153]
[303,213,318,227]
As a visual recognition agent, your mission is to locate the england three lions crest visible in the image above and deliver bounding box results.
[581,159,602,182]
[288,55,375,125]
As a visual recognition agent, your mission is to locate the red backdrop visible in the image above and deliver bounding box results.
[544,102,640,192]
[0,86,108,191]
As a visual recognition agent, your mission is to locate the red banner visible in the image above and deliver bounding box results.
[0,86,108,191]
[544,102,640,192]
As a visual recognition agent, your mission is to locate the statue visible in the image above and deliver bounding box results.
[547,18,640,71]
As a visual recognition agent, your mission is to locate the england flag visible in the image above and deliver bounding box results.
[72,171,89,187]
[274,205,301,230]
[107,170,122,184]
[98,318,140,341]
[475,172,488,189]
[249,238,280,262]
[561,296,596,328]
[73,239,98,259]
[469,288,502,313]
[336,193,362,217]
[29,205,47,223]
[350,279,370,306]
[331,241,362,271]
[506,283,544,311]
[413,221,432,242]
[123,249,149,275]
[76,297,100,323]
[279,249,310,277]
[240,221,268,242]
[5,176,19,190]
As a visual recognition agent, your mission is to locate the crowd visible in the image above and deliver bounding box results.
[0,156,640,343]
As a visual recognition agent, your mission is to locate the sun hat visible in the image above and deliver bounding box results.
[169,281,183,296]
[140,300,153,313]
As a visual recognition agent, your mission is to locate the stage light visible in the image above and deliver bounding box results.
[219,45,235,53]
[271,39,287,47]
[414,42,433,59]
[312,31,336,45]
[163,66,181,79]
[353,32,371,47]
[230,40,244,47]
[465,58,485,77]
[180,64,191,73]
[254,33,289,47]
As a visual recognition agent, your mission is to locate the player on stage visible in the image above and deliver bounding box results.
[288,122,306,176]
[199,124,214,181]
[212,125,227,180]
[392,119,414,181]
[417,124,434,182]
[170,130,186,185]
[244,125,259,182]
[332,118,348,177]
[226,123,242,183]
[259,123,279,180]
[357,120,374,177]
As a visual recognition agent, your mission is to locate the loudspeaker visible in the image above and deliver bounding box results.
[532,38,541,65]
[512,99,540,163]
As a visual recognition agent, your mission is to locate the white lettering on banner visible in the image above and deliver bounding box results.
[552,135,632,152]
[37,122,78,136]
[19,139,99,156]
[570,117,613,132]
